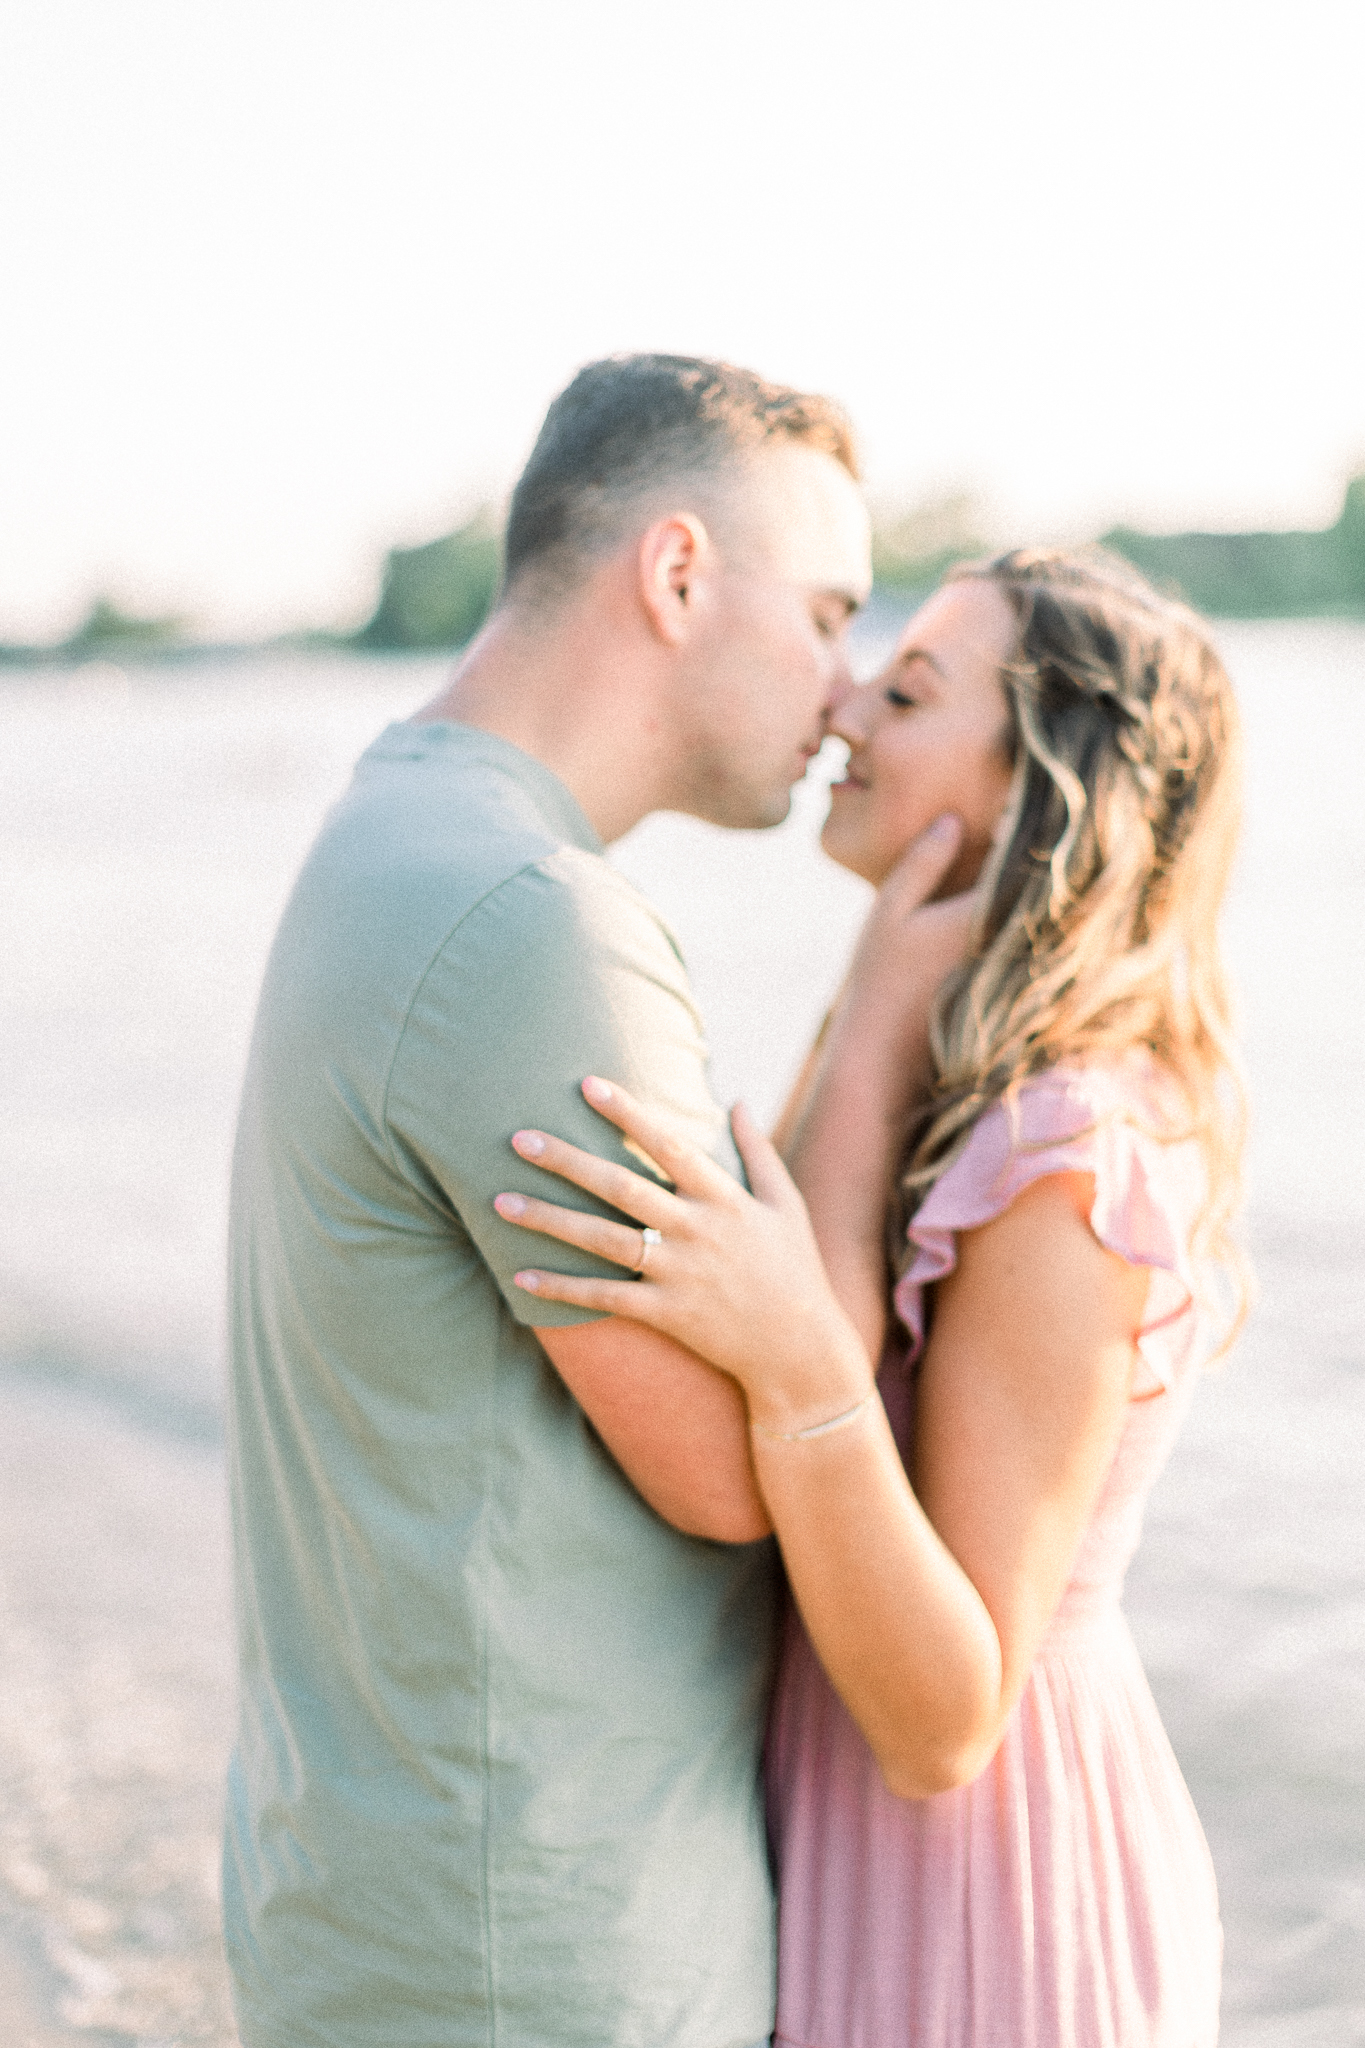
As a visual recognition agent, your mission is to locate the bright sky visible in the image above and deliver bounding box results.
[2,0,1363,639]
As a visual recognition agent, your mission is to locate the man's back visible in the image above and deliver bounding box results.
[225,722,778,2048]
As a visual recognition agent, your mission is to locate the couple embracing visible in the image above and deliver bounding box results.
[224,355,1242,2047]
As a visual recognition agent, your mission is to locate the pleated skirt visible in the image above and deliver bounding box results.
[767,1605,1221,2048]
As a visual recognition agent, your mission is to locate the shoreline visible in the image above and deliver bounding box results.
[4,581,1365,675]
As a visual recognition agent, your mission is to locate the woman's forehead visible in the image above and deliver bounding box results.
[896,580,1016,678]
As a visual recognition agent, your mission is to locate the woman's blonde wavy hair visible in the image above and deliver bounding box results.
[894,546,1248,1336]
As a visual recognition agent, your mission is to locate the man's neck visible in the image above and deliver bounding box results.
[410,602,674,845]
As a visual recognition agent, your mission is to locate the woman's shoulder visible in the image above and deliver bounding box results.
[920,1052,1197,1220]
[985,1048,1186,1140]
[893,1051,1210,1389]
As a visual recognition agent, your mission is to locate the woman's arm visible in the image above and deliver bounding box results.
[499,1090,1150,1797]
[750,1171,1147,1792]
[780,820,976,1361]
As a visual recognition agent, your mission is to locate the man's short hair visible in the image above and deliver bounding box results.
[503,354,859,595]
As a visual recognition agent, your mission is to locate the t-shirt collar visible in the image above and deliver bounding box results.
[367,719,604,855]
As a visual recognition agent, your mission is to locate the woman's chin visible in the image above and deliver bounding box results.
[818,819,878,885]
[820,819,991,898]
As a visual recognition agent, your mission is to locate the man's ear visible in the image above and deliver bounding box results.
[637,513,713,646]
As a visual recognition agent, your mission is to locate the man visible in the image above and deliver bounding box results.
[223,355,870,2048]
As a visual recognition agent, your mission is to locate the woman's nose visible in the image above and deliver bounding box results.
[824,672,869,745]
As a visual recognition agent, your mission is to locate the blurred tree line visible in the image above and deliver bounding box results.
[4,477,1362,665]
[1101,476,1365,619]
[353,513,502,652]
[351,496,994,651]
[0,594,189,664]
[353,478,1365,651]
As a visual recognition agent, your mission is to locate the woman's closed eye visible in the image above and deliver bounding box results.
[885,686,919,709]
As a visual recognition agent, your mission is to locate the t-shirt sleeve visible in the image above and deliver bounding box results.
[383,847,740,1327]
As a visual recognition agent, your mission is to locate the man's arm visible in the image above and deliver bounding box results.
[538,1320,771,1542]
[387,854,773,1543]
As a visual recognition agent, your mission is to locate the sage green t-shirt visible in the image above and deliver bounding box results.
[224,723,779,2048]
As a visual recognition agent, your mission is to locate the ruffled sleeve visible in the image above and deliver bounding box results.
[890,1060,1208,1398]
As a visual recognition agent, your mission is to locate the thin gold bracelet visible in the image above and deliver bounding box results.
[751,1389,877,1444]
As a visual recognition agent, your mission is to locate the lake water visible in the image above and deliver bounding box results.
[1,615,1362,2044]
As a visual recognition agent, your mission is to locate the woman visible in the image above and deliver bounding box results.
[495,549,1246,2046]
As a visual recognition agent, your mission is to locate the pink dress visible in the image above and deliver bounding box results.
[766,1061,1223,2048]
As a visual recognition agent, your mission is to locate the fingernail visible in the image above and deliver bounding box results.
[583,1076,612,1105]
[495,1193,526,1218]
[514,1271,540,1292]
[928,813,962,843]
[512,1131,545,1157]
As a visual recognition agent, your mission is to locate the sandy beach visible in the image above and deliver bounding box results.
[0,1372,235,2044]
